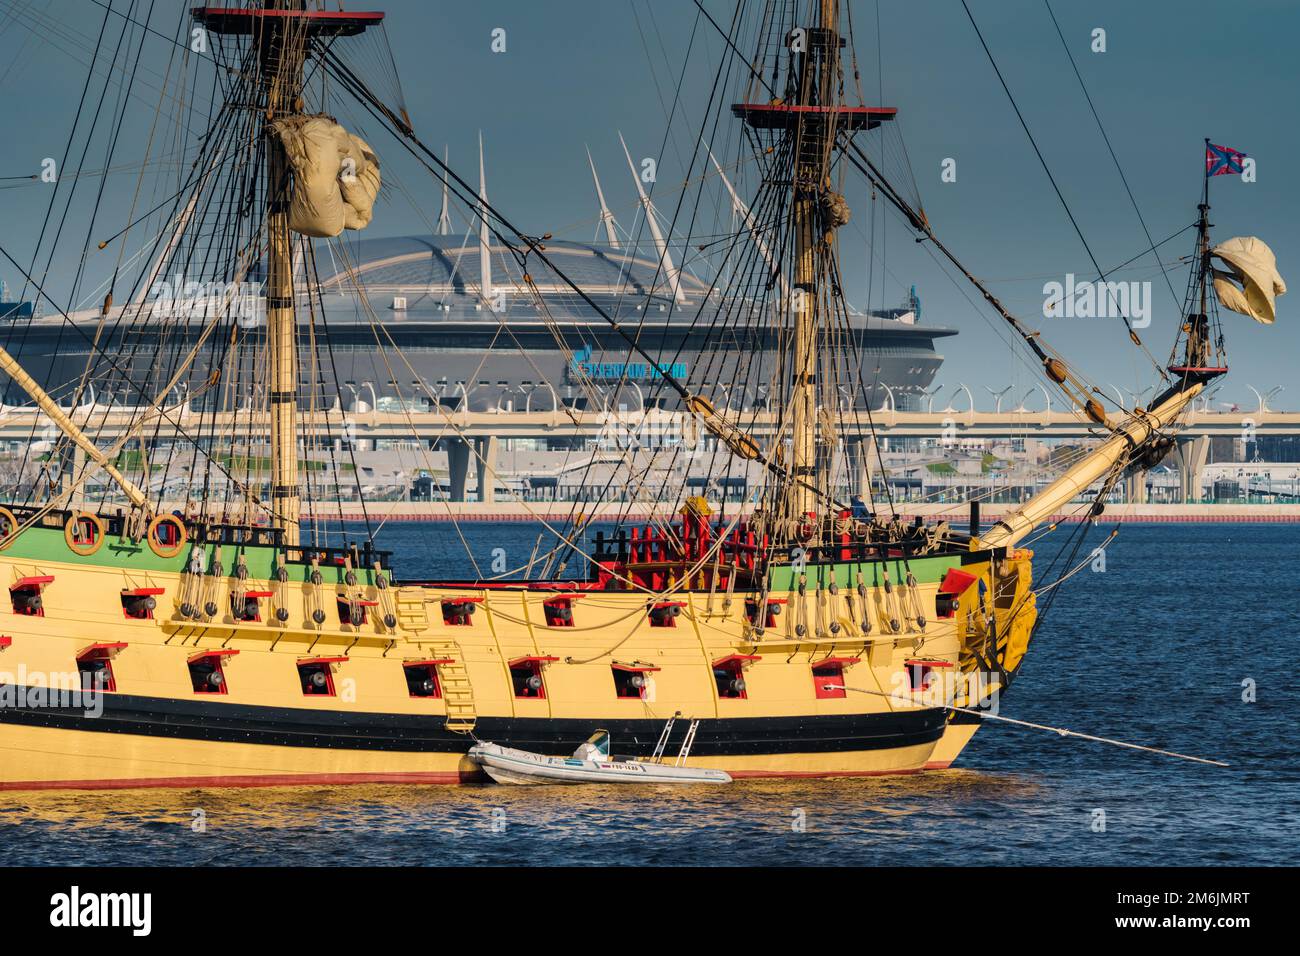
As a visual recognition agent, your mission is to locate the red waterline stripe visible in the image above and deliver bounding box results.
[0,770,474,791]
[721,767,926,779]
[1,764,937,791]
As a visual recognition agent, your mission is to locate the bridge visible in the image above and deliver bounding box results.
[2,400,1296,504]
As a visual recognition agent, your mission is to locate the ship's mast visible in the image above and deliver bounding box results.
[1171,150,1224,377]
[787,0,841,534]
[730,0,899,539]
[193,3,385,543]
[984,168,1244,549]
[261,2,306,547]
[1188,179,1213,370]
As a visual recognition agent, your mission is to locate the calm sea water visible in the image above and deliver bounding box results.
[2,522,1295,866]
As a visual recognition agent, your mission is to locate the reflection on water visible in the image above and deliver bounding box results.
[2,770,1045,866]
[2,524,1297,866]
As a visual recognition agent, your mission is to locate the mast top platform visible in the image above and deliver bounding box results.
[191,7,383,37]
[731,103,897,131]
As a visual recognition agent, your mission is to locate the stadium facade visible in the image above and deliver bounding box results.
[2,236,953,417]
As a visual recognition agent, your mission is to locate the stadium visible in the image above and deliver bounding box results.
[3,235,952,419]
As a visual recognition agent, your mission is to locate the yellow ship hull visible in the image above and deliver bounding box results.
[0,515,1035,791]
[0,722,946,791]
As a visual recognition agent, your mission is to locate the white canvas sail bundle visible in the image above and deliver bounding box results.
[1211,236,1286,323]
[271,115,381,238]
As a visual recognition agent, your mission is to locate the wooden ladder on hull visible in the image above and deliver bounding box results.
[395,591,477,734]
[433,650,477,735]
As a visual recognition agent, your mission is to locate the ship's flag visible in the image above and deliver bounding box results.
[1205,142,1247,177]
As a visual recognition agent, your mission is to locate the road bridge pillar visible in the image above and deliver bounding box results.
[1125,471,1147,504]
[447,438,470,502]
[1174,435,1211,503]
[475,436,499,503]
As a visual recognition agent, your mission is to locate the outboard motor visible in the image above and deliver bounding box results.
[572,730,611,761]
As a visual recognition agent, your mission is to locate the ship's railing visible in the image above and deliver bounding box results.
[2,503,391,571]
[591,519,969,587]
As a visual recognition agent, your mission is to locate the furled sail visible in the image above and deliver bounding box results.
[271,115,381,238]
[1211,236,1286,323]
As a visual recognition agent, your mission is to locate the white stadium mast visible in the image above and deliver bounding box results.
[477,132,493,309]
[586,145,621,249]
[436,144,452,236]
[619,132,685,306]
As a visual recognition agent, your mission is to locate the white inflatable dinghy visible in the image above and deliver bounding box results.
[467,730,731,785]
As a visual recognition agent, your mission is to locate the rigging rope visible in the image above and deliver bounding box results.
[836,684,1228,766]
[958,0,1168,382]
[1040,0,1184,317]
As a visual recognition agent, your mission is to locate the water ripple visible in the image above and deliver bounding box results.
[1,523,1295,865]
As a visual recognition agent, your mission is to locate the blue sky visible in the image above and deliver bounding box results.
[1,0,1295,409]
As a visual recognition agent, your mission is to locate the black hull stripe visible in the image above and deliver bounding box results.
[0,686,947,756]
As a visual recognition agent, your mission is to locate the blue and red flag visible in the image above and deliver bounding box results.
[1205,141,1247,177]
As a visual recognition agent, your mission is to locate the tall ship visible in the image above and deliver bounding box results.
[0,1,1282,789]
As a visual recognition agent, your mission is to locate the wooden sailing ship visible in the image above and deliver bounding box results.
[0,2,1282,789]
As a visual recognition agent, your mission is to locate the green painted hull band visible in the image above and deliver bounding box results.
[2,524,377,585]
[767,552,967,591]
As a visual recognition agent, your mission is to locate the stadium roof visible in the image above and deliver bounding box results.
[317,235,710,304]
